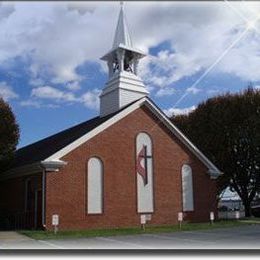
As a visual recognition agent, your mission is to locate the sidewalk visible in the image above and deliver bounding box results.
[0,231,31,241]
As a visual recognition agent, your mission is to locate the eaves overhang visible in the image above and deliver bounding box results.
[0,160,67,181]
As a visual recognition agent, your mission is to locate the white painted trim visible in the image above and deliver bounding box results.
[0,160,67,181]
[101,44,146,61]
[100,83,148,97]
[45,99,145,161]
[182,164,194,212]
[43,97,221,177]
[101,80,148,96]
[136,132,154,213]
[143,99,222,176]
[40,160,67,172]
[87,157,103,214]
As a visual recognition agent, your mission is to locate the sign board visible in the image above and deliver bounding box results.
[178,212,183,222]
[146,214,152,221]
[235,211,240,219]
[52,214,59,226]
[140,214,146,224]
[210,212,215,221]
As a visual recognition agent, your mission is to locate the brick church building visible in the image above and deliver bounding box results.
[0,5,221,230]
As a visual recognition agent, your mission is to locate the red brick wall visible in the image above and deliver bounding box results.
[45,106,217,230]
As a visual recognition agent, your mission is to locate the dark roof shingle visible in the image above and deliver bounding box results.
[13,99,143,169]
[14,112,117,168]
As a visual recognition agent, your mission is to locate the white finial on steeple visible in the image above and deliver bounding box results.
[113,1,132,48]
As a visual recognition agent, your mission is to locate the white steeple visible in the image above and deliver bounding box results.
[99,2,148,117]
[113,3,132,49]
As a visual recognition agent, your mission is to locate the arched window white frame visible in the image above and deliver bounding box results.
[181,164,194,211]
[136,132,154,213]
[87,157,103,214]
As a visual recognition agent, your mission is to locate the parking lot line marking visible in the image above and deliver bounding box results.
[97,237,152,249]
[143,233,216,244]
[38,240,65,249]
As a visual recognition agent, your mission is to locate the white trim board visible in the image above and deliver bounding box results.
[44,97,221,177]
[0,160,67,181]
[45,99,143,161]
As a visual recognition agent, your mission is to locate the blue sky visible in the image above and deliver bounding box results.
[1,1,260,148]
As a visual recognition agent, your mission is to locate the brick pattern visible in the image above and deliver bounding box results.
[45,106,217,230]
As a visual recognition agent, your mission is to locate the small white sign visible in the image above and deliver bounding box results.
[210,212,215,221]
[52,214,59,226]
[178,212,183,222]
[146,214,152,221]
[235,211,240,219]
[140,214,146,224]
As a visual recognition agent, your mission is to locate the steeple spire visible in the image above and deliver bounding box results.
[99,3,148,117]
[113,2,133,48]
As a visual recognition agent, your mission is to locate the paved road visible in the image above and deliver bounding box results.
[0,225,260,250]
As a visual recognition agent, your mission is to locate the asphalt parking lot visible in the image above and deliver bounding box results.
[0,224,260,250]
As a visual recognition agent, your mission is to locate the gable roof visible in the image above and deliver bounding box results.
[12,100,138,169]
[13,116,110,169]
[9,97,222,179]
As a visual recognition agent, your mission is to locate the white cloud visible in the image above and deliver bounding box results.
[31,86,77,102]
[29,77,45,87]
[20,99,41,108]
[0,81,18,101]
[20,99,59,109]
[66,81,81,91]
[67,2,96,15]
[136,2,260,91]
[207,88,221,96]
[80,88,101,110]
[155,87,175,97]
[163,105,196,117]
[29,85,101,110]
[186,86,202,95]
[0,1,260,99]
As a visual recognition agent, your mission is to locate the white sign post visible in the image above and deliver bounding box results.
[52,214,59,234]
[178,212,183,229]
[140,214,146,231]
[146,214,152,221]
[235,211,240,220]
[210,212,214,225]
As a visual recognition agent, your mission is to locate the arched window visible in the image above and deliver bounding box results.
[181,164,194,211]
[87,157,103,214]
[136,132,154,213]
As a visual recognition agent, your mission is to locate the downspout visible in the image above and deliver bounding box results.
[40,159,67,230]
[42,168,46,229]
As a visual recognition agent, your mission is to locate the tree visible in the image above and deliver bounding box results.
[0,98,19,171]
[171,88,260,217]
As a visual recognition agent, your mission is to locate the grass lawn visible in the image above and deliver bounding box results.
[19,220,254,240]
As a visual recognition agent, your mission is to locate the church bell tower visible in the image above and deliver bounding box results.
[100,3,148,117]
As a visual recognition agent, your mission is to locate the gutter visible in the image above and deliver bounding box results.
[208,169,224,179]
